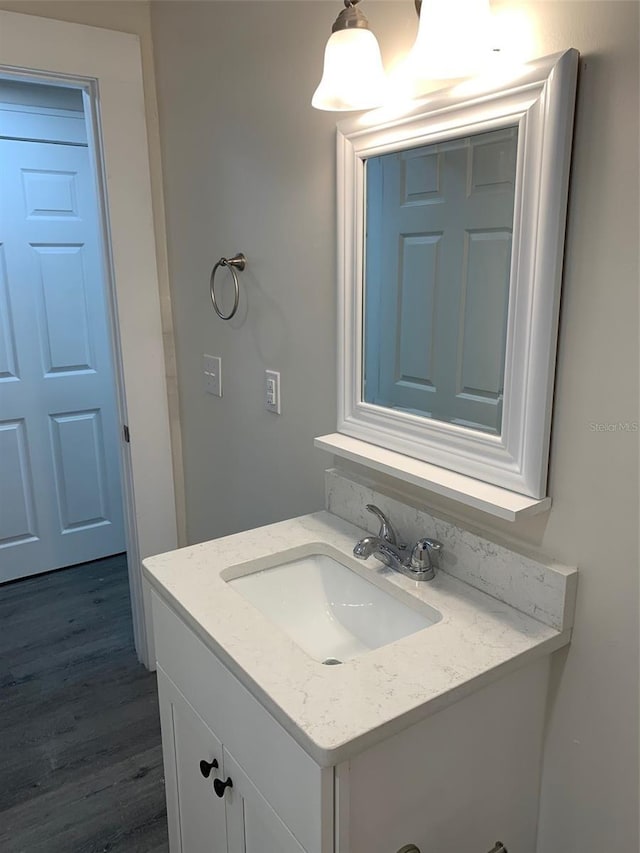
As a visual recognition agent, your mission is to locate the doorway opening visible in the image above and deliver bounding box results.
[0,77,127,587]
[0,11,179,670]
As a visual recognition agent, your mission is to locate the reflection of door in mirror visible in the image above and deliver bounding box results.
[363,126,518,435]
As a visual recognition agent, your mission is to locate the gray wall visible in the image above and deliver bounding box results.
[151,2,639,851]
[151,1,348,540]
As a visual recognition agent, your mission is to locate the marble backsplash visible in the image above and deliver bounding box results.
[325,467,577,633]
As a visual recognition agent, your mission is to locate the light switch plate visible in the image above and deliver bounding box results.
[265,369,281,414]
[204,354,222,397]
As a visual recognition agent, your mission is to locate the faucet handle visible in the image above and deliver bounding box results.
[410,538,443,573]
[365,504,398,546]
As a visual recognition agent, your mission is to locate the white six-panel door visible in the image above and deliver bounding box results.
[364,127,517,434]
[0,137,125,582]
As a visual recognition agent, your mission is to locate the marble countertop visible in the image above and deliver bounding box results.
[143,511,571,767]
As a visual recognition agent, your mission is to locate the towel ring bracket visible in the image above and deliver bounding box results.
[210,252,246,320]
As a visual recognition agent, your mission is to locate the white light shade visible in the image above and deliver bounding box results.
[312,28,387,111]
[408,0,493,82]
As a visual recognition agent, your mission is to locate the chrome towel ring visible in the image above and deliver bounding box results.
[210,252,247,320]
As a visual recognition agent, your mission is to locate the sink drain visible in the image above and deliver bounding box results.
[322,657,343,666]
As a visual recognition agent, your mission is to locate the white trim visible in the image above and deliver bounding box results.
[0,12,178,667]
[333,50,578,501]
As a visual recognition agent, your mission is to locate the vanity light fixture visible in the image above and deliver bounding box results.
[408,0,494,82]
[312,0,387,112]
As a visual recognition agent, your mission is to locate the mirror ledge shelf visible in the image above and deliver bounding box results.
[314,433,552,522]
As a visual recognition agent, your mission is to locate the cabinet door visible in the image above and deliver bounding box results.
[223,749,307,853]
[157,668,228,853]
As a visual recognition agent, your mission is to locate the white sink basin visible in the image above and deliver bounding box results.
[224,544,441,664]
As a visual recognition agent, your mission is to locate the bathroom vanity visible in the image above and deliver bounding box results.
[143,473,576,853]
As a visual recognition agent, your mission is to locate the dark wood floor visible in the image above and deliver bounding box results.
[0,555,169,853]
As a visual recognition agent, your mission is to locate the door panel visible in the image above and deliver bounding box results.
[0,245,18,380]
[49,409,110,530]
[224,750,307,853]
[398,234,439,391]
[0,418,37,546]
[157,668,227,853]
[0,136,125,581]
[33,244,95,374]
[22,167,80,219]
[458,229,512,403]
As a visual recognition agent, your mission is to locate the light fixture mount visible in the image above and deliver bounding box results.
[332,0,370,33]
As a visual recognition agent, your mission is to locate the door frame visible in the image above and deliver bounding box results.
[0,11,178,667]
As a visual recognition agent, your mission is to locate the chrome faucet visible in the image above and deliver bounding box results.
[353,504,442,582]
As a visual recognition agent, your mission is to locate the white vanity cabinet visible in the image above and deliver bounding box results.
[157,671,308,853]
[152,592,333,853]
[152,586,555,853]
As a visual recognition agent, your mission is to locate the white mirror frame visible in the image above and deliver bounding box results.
[334,49,578,500]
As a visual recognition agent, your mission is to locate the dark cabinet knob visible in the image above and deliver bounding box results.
[199,758,219,778]
[213,776,233,798]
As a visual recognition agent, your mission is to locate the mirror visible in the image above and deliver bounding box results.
[327,50,578,501]
[363,126,518,435]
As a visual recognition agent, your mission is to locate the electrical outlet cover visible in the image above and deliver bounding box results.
[204,355,222,397]
[265,369,281,414]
